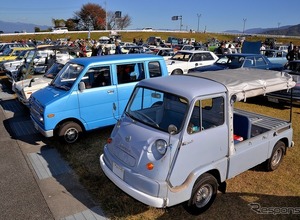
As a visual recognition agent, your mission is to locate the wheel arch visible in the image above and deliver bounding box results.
[54,117,86,135]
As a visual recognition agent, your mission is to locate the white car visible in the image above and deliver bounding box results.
[166,50,218,75]
[13,61,66,106]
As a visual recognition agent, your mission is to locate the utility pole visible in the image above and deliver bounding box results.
[197,13,201,32]
[243,18,247,33]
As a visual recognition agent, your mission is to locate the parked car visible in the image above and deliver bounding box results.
[188,53,284,73]
[30,54,169,144]
[13,61,67,106]
[166,50,218,75]
[150,47,175,60]
[0,47,33,62]
[0,42,32,55]
[0,49,29,74]
[6,46,77,83]
[100,69,295,214]
[260,49,288,66]
[267,60,300,104]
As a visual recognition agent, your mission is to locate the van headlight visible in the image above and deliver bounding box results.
[154,139,167,155]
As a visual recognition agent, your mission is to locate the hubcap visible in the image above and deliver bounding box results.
[271,148,282,166]
[65,128,78,143]
[195,184,213,208]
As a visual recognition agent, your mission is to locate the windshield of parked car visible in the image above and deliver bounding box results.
[125,86,188,132]
[50,63,84,90]
[216,55,245,68]
[44,62,65,79]
[170,51,191,62]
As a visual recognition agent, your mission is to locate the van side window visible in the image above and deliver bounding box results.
[188,97,224,134]
[149,61,163,77]
[83,66,111,89]
[117,63,145,84]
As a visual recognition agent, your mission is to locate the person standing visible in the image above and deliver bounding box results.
[288,42,294,53]
[115,41,122,54]
[286,46,300,61]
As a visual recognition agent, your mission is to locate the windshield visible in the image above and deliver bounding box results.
[44,62,65,79]
[216,55,245,68]
[170,51,191,62]
[50,62,84,90]
[125,86,188,132]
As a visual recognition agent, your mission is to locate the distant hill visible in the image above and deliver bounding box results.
[224,24,300,36]
[0,20,51,33]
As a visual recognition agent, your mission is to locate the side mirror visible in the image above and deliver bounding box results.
[168,124,178,135]
[78,81,86,91]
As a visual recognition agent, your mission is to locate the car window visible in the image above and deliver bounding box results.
[255,57,266,66]
[117,62,145,84]
[243,58,254,67]
[149,61,163,78]
[188,96,224,134]
[83,66,111,89]
[202,52,215,61]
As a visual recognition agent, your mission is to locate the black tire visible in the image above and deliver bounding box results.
[171,69,183,75]
[57,121,82,144]
[266,141,285,171]
[185,173,218,215]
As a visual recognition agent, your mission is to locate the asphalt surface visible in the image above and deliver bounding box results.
[0,78,106,219]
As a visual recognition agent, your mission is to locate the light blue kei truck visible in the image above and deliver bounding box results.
[30,54,168,143]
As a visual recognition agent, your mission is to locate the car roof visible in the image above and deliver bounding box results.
[69,54,165,66]
[138,74,227,101]
[177,50,212,53]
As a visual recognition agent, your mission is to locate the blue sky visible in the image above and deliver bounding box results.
[0,0,299,32]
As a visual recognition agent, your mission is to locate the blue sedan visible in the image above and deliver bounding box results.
[188,53,284,73]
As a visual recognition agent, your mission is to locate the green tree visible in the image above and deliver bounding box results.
[34,27,41,32]
[52,19,66,28]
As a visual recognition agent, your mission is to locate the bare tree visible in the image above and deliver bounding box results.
[117,14,132,30]
[106,11,132,30]
[74,3,106,30]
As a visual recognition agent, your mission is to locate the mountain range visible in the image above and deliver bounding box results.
[0,20,299,36]
[0,20,50,33]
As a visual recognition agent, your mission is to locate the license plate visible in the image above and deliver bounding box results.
[113,162,124,179]
[268,97,279,103]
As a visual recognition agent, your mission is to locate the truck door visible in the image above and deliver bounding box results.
[168,96,228,186]
[77,66,117,130]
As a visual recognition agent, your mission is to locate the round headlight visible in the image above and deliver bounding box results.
[155,139,167,155]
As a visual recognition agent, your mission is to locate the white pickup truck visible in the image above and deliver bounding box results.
[100,68,296,215]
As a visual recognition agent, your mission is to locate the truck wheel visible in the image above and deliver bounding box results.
[57,121,82,144]
[185,173,218,215]
[171,69,183,75]
[266,141,285,171]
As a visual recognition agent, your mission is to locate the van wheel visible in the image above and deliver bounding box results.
[171,69,183,75]
[185,173,218,215]
[266,141,285,171]
[57,121,82,144]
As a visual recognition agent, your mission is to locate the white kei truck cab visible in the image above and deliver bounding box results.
[100,68,296,215]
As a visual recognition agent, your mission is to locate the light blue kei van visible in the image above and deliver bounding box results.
[30,54,168,143]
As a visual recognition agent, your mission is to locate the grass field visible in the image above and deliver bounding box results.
[52,97,300,220]
[1,31,300,47]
